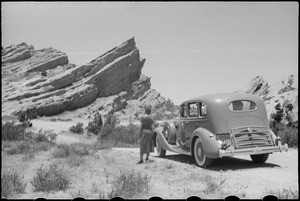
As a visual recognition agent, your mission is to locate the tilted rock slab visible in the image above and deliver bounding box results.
[2,37,167,117]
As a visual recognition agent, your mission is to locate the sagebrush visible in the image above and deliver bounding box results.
[52,142,107,159]
[1,171,27,198]
[2,129,56,155]
[2,121,26,141]
[107,169,151,199]
[69,122,84,134]
[203,175,226,193]
[31,163,70,192]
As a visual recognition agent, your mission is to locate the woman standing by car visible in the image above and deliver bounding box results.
[138,106,155,164]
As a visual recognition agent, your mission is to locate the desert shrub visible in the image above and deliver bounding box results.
[18,113,26,123]
[31,163,70,192]
[23,131,35,141]
[86,113,103,135]
[22,149,35,161]
[6,141,31,155]
[111,122,140,147]
[86,121,100,135]
[53,144,72,158]
[5,140,52,155]
[52,143,97,158]
[35,130,50,142]
[273,113,283,123]
[100,113,119,139]
[26,108,38,120]
[57,118,72,122]
[3,129,56,155]
[33,129,57,143]
[35,141,53,152]
[203,175,226,193]
[18,108,38,122]
[67,154,85,167]
[69,122,84,134]
[285,103,293,111]
[2,121,26,141]
[1,171,27,198]
[265,187,298,199]
[107,169,151,199]
[271,122,298,148]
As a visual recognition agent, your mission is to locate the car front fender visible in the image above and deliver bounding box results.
[153,127,170,151]
[192,128,220,159]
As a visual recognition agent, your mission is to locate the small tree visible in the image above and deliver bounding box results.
[86,113,103,135]
[69,122,84,134]
[100,113,119,139]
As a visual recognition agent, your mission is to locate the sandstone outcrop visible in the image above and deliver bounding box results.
[2,37,168,118]
[2,42,34,64]
[236,74,298,122]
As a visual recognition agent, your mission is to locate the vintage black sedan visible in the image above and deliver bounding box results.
[153,93,288,167]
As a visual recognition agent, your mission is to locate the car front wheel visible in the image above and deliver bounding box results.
[156,134,166,157]
[250,153,269,163]
[193,137,212,167]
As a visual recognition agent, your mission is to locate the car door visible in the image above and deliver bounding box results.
[181,102,199,149]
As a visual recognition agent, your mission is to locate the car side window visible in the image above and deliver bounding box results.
[229,100,257,111]
[188,102,198,117]
[199,102,207,118]
[180,104,187,117]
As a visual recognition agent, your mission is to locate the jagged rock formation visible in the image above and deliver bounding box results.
[2,37,168,118]
[236,75,298,122]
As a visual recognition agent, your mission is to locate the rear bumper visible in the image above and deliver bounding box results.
[218,143,288,158]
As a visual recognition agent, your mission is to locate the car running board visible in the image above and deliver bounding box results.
[167,144,191,156]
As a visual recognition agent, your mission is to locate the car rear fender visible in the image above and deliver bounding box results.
[191,128,220,159]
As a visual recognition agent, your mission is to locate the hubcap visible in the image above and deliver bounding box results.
[197,146,202,158]
[196,141,204,162]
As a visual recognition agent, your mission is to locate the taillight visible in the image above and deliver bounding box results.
[215,133,231,141]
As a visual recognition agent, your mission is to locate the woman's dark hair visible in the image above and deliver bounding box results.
[145,107,151,115]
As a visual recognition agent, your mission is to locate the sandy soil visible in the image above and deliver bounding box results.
[1,117,298,199]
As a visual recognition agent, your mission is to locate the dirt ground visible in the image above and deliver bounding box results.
[1,117,298,199]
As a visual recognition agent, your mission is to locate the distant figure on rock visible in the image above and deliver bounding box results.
[138,106,155,164]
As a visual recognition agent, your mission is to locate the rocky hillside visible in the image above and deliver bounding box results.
[236,74,298,123]
[2,38,171,119]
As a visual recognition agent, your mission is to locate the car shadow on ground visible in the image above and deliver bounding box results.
[155,154,281,171]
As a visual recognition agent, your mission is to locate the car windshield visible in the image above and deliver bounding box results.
[228,100,257,111]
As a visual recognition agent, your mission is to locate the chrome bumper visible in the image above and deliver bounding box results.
[218,143,288,158]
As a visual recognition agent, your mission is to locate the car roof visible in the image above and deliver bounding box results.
[182,93,262,105]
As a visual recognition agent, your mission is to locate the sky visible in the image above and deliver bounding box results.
[2,2,298,105]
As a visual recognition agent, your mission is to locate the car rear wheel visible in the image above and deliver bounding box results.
[156,134,166,157]
[193,137,212,167]
[250,153,269,163]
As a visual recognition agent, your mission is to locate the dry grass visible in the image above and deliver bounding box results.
[203,175,227,193]
[265,187,299,199]
[1,171,27,198]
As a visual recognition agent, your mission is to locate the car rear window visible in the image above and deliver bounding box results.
[228,100,257,111]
